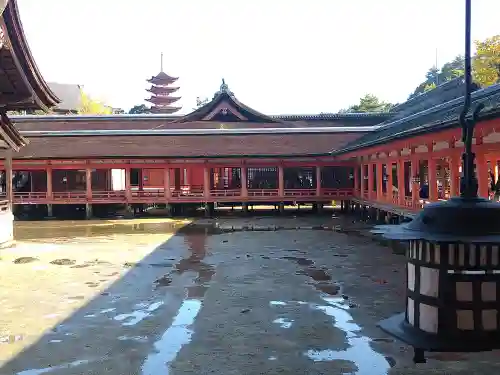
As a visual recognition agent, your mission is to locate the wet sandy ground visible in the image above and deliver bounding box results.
[0,215,499,374]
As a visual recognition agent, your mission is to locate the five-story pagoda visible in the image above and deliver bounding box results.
[146,53,181,114]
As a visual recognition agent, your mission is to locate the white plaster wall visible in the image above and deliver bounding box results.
[111,169,125,191]
[0,209,14,248]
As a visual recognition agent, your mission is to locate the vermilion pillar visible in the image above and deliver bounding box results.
[397,159,405,205]
[376,161,383,201]
[476,152,489,198]
[428,158,438,201]
[125,167,132,201]
[360,164,366,198]
[367,162,374,199]
[241,167,248,197]
[85,168,92,199]
[278,165,284,196]
[354,165,360,193]
[387,162,394,202]
[410,158,419,203]
[315,166,321,196]
[5,150,12,210]
[163,168,171,199]
[203,166,211,199]
[449,155,460,197]
[46,167,53,199]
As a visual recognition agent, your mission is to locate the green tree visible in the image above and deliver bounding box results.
[128,104,150,114]
[342,94,393,113]
[78,90,113,115]
[473,35,500,87]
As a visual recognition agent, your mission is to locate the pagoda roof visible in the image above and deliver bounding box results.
[147,85,179,95]
[2,127,374,159]
[146,96,181,105]
[175,79,283,124]
[333,82,500,156]
[0,0,60,112]
[147,71,178,85]
[0,110,26,150]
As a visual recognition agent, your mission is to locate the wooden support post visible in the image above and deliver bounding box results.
[397,159,405,206]
[278,164,284,197]
[315,165,321,196]
[449,155,460,197]
[354,165,360,194]
[125,167,132,201]
[360,164,365,198]
[5,149,12,210]
[203,166,211,199]
[428,158,438,201]
[376,162,383,201]
[138,169,144,191]
[163,168,171,199]
[411,159,420,204]
[241,166,248,197]
[387,162,394,203]
[86,168,92,200]
[367,163,374,200]
[476,152,489,198]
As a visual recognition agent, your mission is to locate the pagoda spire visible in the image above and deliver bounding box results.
[146,53,181,114]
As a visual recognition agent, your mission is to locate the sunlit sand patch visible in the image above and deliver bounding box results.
[0,219,189,364]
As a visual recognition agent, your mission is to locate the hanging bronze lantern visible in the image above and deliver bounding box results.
[373,0,500,363]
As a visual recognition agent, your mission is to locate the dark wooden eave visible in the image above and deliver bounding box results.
[0,110,26,151]
[0,0,60,111]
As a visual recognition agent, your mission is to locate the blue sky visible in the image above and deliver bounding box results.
[18,0,500,114]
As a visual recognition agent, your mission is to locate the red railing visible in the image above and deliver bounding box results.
[132,189,165,198]
[92,191,126,200]
[53,191,87,200]
[283,189,316,197]
[210,189,241,197]
[248,189,279,197]
[322,188,354,198]
[14,192,48,202]
[0,200,9,212]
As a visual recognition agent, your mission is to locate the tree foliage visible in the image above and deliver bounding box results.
[128,104,150,114]
[473,35,500,87]
[341,94,393,113]
[409,56,465,99]
[78,90,113,115]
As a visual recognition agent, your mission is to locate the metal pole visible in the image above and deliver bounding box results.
[460,0,479,199]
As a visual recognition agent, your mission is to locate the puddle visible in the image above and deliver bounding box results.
[273,317,294,329]
[306,295,391,374]
[282,256,314,266]
[16,358,96,375]
[141,299,202,375]
[118,335,149,343]
[113,301,164,326]
[270,301,287,306]
[268,356,277,361]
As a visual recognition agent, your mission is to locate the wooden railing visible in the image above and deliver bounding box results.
[322,188,354,198]
[283,189,316,197]
[0,200,9,212]
[210,189,241,197]
[248,189,279,197]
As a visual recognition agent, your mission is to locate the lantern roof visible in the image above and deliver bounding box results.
[373,197,500,243]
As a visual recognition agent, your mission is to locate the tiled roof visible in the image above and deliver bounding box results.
[0,132,365,159]
[334,83,500,155]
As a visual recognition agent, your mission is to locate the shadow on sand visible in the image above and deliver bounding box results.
[1,220,217,375]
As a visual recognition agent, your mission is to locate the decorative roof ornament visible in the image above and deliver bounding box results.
[219,78,233,96]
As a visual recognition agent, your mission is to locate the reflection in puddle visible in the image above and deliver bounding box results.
[269,298,390,374]
[16,358,95,375]
[141,299,202,375]
[273,317,294,329]
[113,301,164,326]
[307,296,390,375]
